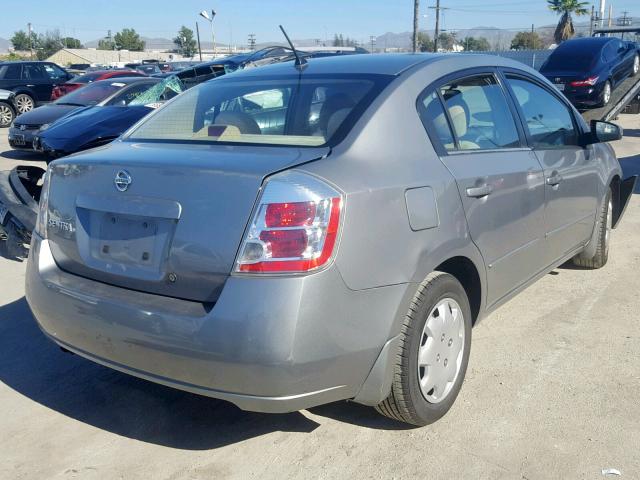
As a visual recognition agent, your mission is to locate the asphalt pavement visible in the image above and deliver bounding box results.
[0,116,639,480]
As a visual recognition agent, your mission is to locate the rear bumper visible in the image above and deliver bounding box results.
[562,83,606,107]
[26,235,411,413]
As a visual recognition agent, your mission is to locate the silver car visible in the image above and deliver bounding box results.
[26,54,635,426]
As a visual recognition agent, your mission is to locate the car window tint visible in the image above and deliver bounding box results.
[23,64,47,80]
[439,75,520,151]
[0,64,21,80]
[506,76,577,148]
[419,91,455,150]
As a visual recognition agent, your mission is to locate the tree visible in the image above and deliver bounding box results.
[61,37,83,49]
[462,36,491,51]
[98,39,116,50]
[173,26,197,57]
[510,31,543,50]
[36,30,64,60]
[547,0,589,44]
[437,32,456,51]
[417,32,434,52]
[10,30,38,51]
[114,28,145,51]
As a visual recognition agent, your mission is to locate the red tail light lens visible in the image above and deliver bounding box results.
[570,76,599,87]
[235,172,343,274]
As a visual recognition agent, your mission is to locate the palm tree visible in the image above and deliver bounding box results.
[413,0,420,53]
[547,0,590,44]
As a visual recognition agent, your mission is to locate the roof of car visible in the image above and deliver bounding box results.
[226,53,441,77]
[556,36,615,50]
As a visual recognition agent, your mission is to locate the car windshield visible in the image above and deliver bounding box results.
[127,74,389,147]
[53,81,126,106]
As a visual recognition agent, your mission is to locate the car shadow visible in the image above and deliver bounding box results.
[0,149,46,161]
[619,153,640,193]
[0,296,406,450]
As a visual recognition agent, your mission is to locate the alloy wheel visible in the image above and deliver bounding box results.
[0,104,13,127]
[14,94,34,114]
[417,297,465,404]
[603,83,611,105]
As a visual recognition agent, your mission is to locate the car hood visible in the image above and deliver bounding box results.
[14,104,80,126]
[40,105,153,140]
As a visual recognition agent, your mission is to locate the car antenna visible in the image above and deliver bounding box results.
[279,25,307,71]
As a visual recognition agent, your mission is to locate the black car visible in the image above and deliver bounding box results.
[540,37,640,108]
[0,61,73,114]
[8,77,158,150]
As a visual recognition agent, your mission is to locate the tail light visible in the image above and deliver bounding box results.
[51,86,62,101]
[235,171,343,274]
[570,76,599,87]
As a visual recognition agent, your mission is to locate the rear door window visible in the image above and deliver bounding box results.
[418,91,456,150]
[438,74,520,151]
[506,75,578,148]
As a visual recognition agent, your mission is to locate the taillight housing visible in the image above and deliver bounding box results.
[35,168,51,239]
[570,76,599,87]
[235,171,343,274]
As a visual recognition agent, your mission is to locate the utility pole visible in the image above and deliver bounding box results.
[248,34,256,51]
[412,0,419,53]
[370,35,376,53]
[195,22,203,61]
[429,0,444,53]
[589,5,594,36]
[27,22,34,59]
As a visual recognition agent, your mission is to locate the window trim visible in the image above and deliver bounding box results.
[499,68,585,150]
[415,67,527,156]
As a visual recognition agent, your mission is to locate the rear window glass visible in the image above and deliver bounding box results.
[127,74,389,147]
[70,72,104,83]
[543,46,599,70]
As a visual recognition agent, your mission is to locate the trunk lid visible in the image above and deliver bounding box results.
[46,141,328,302]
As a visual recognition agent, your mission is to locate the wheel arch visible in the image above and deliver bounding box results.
[434,256,482,326]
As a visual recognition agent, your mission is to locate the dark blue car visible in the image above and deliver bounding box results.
[34,76,184,159]
[540,37,640,108]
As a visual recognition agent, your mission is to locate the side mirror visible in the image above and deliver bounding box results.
[582,120,623,145]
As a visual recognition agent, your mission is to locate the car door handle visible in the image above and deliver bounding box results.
[546,174,563,186]
[466,184,493,198]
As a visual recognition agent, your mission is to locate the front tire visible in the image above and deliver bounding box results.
[14,93,35,114]
[376,272,472,426]
[572,188,612,269]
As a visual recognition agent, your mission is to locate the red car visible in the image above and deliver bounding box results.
[50,69,145,100]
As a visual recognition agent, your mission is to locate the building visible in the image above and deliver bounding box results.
[46,48,187,67]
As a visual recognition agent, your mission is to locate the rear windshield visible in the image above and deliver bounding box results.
[69,72,104,83]
[543,46,599,70]
[54,81,125,106]
[126,74,390,147]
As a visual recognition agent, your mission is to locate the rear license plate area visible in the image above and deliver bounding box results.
[86,212,170,271]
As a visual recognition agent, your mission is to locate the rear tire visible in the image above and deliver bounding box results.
[376,272,472,426]
[598,81,612,107]
[0,101,15,127]
[572,188,612,269]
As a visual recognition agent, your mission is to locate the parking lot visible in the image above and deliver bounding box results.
[0,114,639,479]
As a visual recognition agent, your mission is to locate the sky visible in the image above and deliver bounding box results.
[1,0,638,46]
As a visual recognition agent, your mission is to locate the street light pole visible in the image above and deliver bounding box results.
[199,9,216,58]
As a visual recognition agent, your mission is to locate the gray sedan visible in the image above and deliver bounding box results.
[26,54,634,426]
